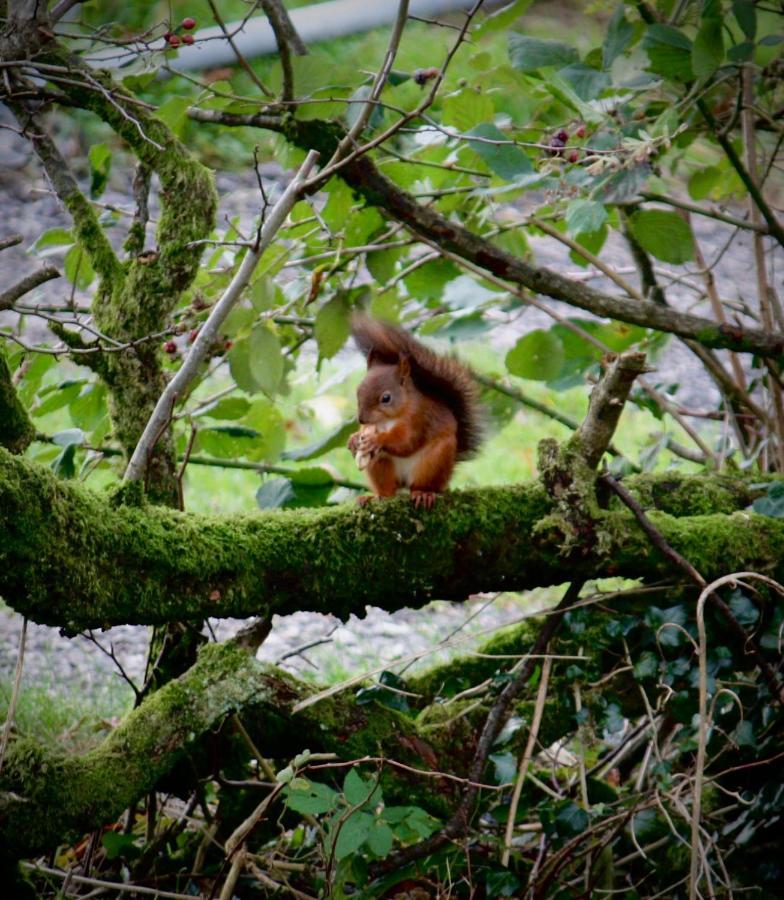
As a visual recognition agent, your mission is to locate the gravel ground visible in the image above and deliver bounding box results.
[1,117,781,709]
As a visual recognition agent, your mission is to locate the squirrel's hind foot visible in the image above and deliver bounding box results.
[410,490,438,510]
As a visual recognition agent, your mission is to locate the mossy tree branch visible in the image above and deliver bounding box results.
[0,349,35,454]
[1,447,781,631]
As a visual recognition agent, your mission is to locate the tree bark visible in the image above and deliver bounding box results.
[1,447,780,630]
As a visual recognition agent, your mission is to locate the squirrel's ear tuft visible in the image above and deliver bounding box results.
[398,352,411,381]
[367,347,381,368]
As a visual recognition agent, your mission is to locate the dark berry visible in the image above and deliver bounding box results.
[556,129,569,142]
[163,340,177,353]
[182,33,195,45]
[167,34,181,48]
[182,17,196,29]
[547,136,566,156]
[568,150,580,163]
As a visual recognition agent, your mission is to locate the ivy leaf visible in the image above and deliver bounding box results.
[487,871,521,897]
[506,330,565,381]
[603,4,634,69]
[508,34,579,71]
[315,294,351,361]
[467,123,533,181]
[752,481,784,517]
[88,143,112,199]
[248,325,283,396]
[642,25,693,82]
[356,671,411,713]
[488,751,516,785]
[728,589,759,626]
[692,16,724,78]
[630,210,695,264]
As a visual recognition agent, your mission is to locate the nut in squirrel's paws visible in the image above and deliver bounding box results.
[354,425,378,471]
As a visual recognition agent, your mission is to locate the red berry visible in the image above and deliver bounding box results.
[163,31,173,41]
[575,124,586,138]
[188,329,199,343]
[182,33,195,45]
[556,129,569,142]
[182,17,196,30]
[163,341,177,353]
[167,34,181,48]
[224,340,233,350]
[568,150,580,163]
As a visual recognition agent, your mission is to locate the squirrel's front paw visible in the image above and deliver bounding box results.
[348,431,361,454]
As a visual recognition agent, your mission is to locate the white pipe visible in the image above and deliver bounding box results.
[91,0,479,71]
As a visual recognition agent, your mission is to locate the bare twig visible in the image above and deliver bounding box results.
[0,234,23,252]
[0,265,60,310]
[0,617,27,775]
[260,0,307,103]
[123,149,319,484]
[502,654,552,866]
[206,0,274,99]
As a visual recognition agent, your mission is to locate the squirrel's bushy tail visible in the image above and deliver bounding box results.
[351,314,482,459]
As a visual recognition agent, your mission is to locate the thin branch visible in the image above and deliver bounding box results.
[123,150,320,484]
[0,234,23,252]
[259,0,307,104]
[206,0,274,99]
[0,265,60,310]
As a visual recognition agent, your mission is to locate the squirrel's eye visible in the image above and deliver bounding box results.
[380,392,392,404]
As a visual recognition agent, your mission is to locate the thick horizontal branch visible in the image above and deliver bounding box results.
[1,448,780,631]
[0,265,60,310]
[186,112,784,357]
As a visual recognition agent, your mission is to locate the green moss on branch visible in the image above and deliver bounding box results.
[0,350,35,454]
[0,448,780,631]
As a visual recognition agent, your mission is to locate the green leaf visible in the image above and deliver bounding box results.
[203,397,251,420]
[508,34,579,71]
[52,428,85,447]
[555,801,589,837]
[732,0,756,39]
[70,384,107,431]
[688,166,722,200]
[248,275,279,313]
[366,821,394,858]
[595,163,652,203]
[728,589,759,626]
[403,259,460,300]
[441,89,495,132]
[197,425,263,459]
[315,294,351,361]
[488,751,516,785]
[88,143,112,199]
[642,25,694,82]
[565,199,608,235]
[630,209,695,264]
[603,4,634,69]
[64,245,95,290]
[733,720,755,748]
[282,420,356,461]
[31,227,73,254]
[156,96,191,135]
[343,769,374,807]
[285,779,340,815]
[692,16,724,78]
[228,337,260,394]
[487,871,521,897]
[506,330,565,381]
[475,0,534,38]
[366,247,402,285]
[467,122,533,181]
[102,832,141,861]
[558,63,610,101]
[244,399,285,461]
[34,381,84,416]
[248,325,283,396]
[334,811,373,861]
[752,481,784,518]
[51,442,77,479]
[356,671,411,713]
[256,478,295,509]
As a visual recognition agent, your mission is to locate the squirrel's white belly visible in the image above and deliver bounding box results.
[392,446,427,486]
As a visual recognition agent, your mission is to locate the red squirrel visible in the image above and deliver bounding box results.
[347,315,482,508]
